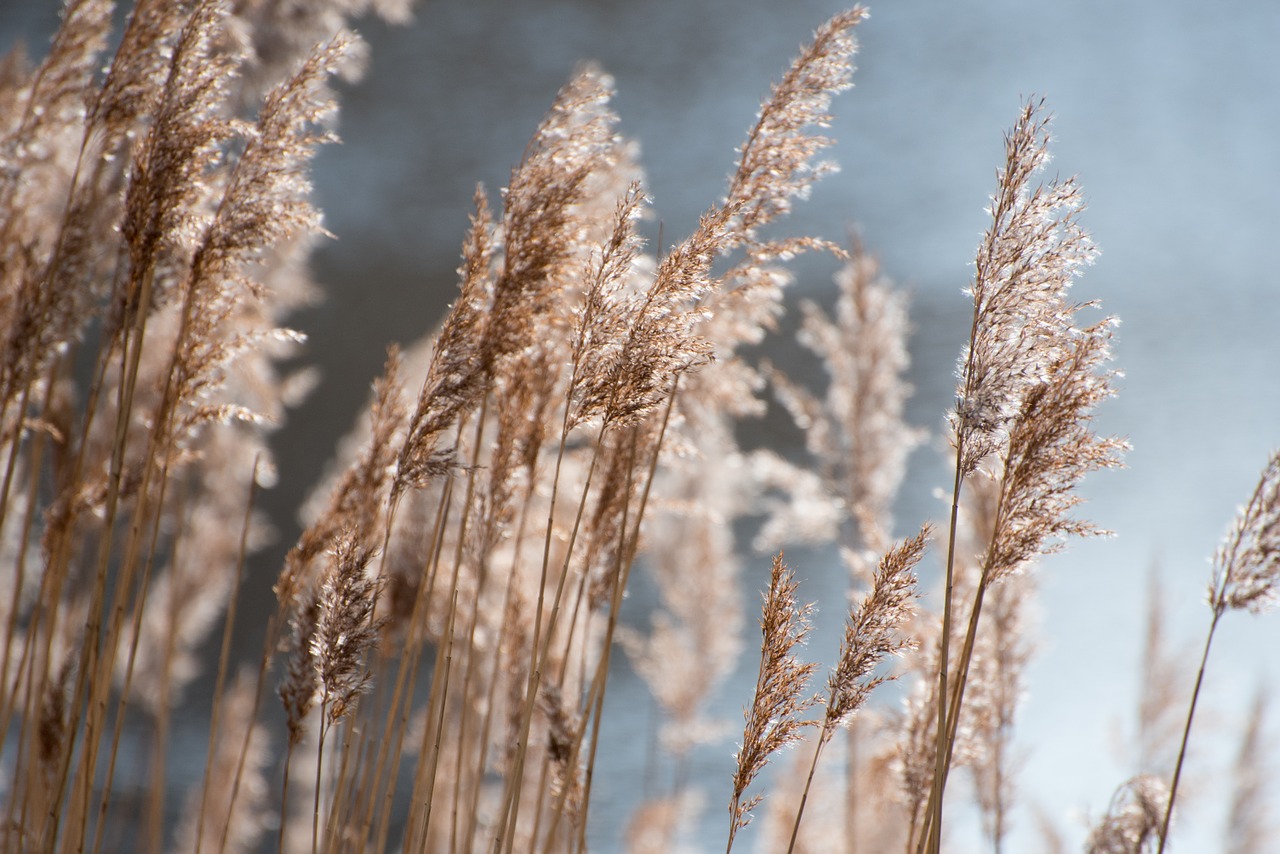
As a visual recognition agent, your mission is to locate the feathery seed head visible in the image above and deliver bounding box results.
[726,7,867,239]
[280,584,321,747]
[312,533,383,724]
[1086,775,1169,854]
[729,553,819,840]
[824,526,928,737]
[1211,449,1280,614]
[983,317,1126,584]
[951,98,1098,477]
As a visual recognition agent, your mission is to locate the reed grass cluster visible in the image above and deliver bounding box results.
[0,2,1274,852]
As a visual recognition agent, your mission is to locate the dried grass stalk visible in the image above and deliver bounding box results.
[176,669,270,854]
[786,528,926,852]
[922,97,1122,854]
[1159,448,1280,851]
[950,97,1097,478]
[727,552,818,853]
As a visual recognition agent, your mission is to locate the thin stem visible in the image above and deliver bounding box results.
[542,389,676,852]
[1156,607,1221,853]
[492,437,570,853]
[372,481,454,854]
[0,363,55,764]
[918,444,965,854]
[570,429,639,853]
[414,587,460,848]
[0,382,33,693]
[218,608,277,854]
[314,707,327,854]
[195,457,259,853]
[448,399,493,854]
[465,493,537,854]
[787,734,828,854]
[497,434,604,854]
[280,742,295,854]
[845,720,859,850]
[49,263,157,848]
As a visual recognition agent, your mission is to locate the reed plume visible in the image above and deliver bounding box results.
[313,535,382,727]
[280,346,407,605]
[921,97,1123,854]
[1088,775,1169,854]
[309,534,382,853]
[758,243,920,574]
[727,552,818,853]
[787,528,927,851]
[949,98,1097,478]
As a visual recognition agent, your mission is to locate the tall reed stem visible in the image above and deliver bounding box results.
[919,445,965,854]
[1156,609,1221,852]
[786,736,826,854]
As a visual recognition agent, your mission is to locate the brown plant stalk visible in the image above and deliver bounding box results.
[922,97,1121,854]
[1157,449,1280,852]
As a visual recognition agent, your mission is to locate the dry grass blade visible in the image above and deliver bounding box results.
[727,552,818,853]
[0,0,112,409]
[825,528,928,733]
[280,347,407,605]
[787,528,927,852]
[281,588,322,748]
[121,0,240,293]
[485,63,620,364]
[309,534,382,854]
[726,6,867,238]
[567,180,648,430]
[394,187,495,494]
[692,6,868,426]
[926,320,1124,844]
[983,318,1126,582]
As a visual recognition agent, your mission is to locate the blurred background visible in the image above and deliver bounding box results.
[4,1,1280,850]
